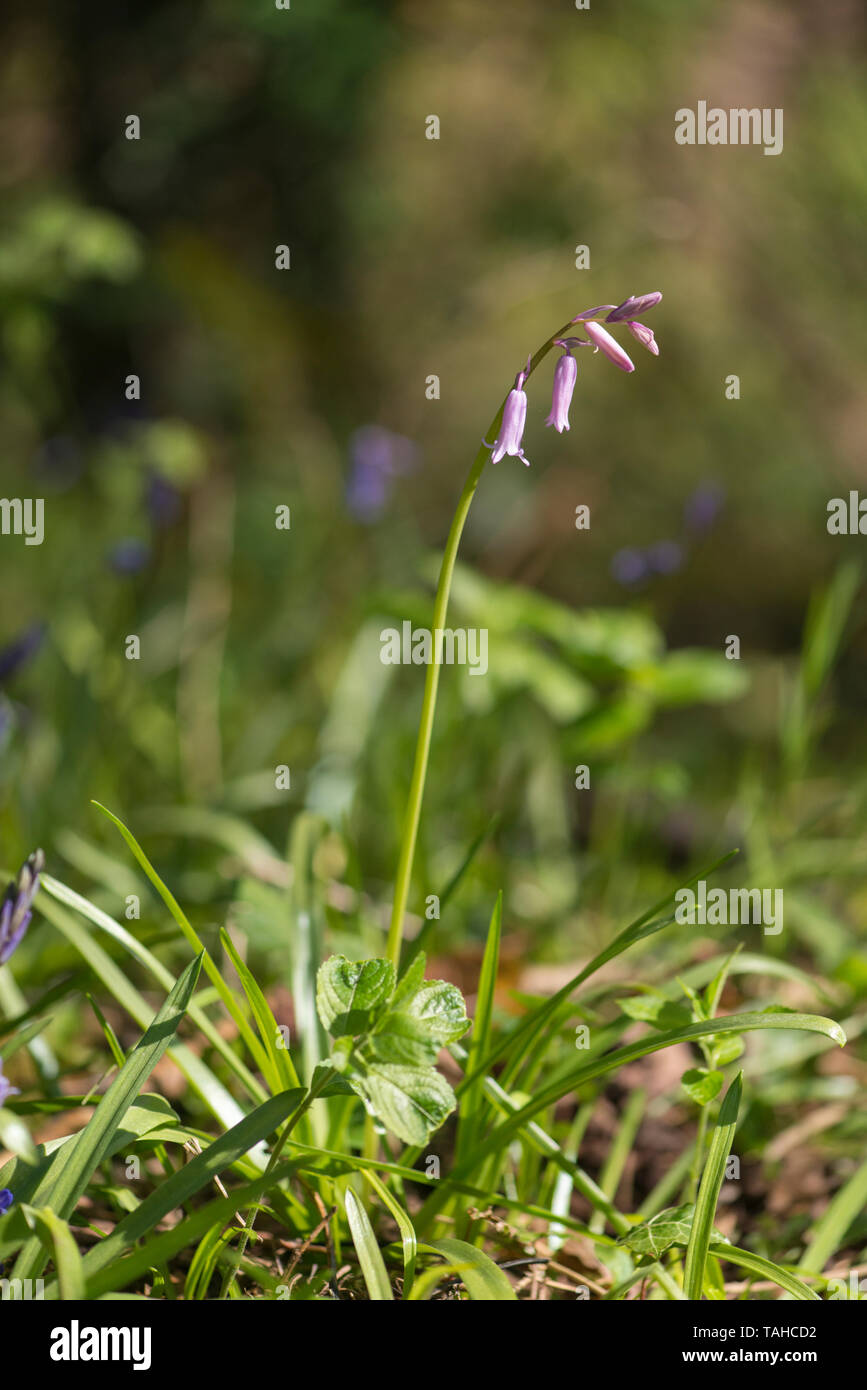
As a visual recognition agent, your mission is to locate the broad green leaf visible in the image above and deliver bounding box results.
[684,1072,742,1300]
[316,956,395,1036]
[355,1062,457,1147]
[369,978,469,1066]
[316,953,469,1145]
[620,994,692,1030]
[619,1204,699,1259]
[681,1068,725,1106]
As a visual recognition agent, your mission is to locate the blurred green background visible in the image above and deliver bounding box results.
[1,0,865,986]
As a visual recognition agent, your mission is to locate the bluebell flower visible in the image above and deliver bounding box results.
[647,540,684,575]
[346,426,419,522]
[0,849,45,965]
[684,482,725,535]
[0,1190,14,1215]
[0,624,45,685]
[108,539,151,575]
[611,548,650,586]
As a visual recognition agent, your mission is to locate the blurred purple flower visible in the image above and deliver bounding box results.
[0,849,45,966]
[0,624,45,685]
[0,1189,13,1215]
[485,359,531,465]
[0,1061,18,1108]
[108,539,151,575]
[346,425,419,522]
[684,482,725,535]
[147,474,182,529]
[611,548,650,586]
[545,348,579,433]
[647,539,684,575]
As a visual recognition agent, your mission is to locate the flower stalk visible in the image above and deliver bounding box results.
[385,294,662,968]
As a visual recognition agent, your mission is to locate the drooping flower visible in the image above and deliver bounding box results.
[0,849,45,966]
[545,346,579,433]
[485,358,531,465]
[582,321,635,373]
[626,321,659,355]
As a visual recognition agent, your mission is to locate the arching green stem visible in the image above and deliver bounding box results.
[385,320,576,968]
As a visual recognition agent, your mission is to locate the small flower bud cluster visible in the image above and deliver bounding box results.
[485,293,661,464]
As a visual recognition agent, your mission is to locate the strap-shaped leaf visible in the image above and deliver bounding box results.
[13,952,203,1280]
[684,1072,742,1299]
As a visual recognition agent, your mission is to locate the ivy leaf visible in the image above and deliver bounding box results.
[315,953,470,1146]
[619,1203,731,1259]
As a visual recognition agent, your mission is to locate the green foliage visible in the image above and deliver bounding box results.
[316,954,470,1145]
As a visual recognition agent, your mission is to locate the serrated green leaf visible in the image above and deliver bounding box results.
[355,1062,457,1147]
[369,978,470,1066]
[316,956,395,1036]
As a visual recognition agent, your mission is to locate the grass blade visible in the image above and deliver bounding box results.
[13,953,203,1280]
[711,1243,820,1301]
[799,1156,867,1274]
[72,1088,305,1290]
[684,1072,742,1299]
[343,1186,394,1300]
[425,1238,517,1301]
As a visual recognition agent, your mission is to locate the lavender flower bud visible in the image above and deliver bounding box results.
[606,292,662,323]
[545,351,578,433]
[626,321,659,355]
[0,849,45,966]
[583,321,635,373]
